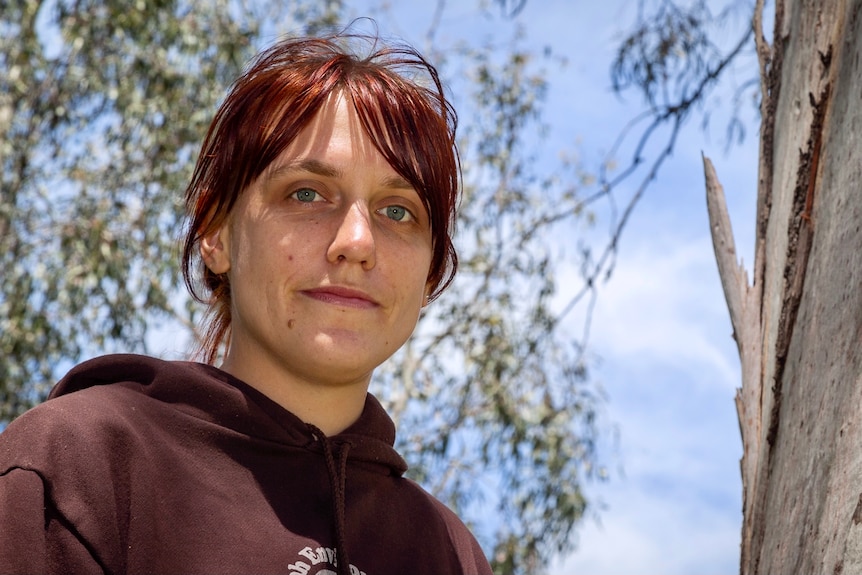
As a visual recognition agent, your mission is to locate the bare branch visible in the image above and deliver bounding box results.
[424,0,446,51]
[703,154,750,349]
[553,17,753,331]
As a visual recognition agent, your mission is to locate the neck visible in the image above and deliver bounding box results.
[220,355,370,436]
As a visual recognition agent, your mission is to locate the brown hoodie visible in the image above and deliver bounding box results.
[0,354,492,575]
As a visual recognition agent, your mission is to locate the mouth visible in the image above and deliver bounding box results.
[301,286,380,309]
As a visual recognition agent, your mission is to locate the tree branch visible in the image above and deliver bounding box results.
[703,155,749,351]
[704,155,762,575]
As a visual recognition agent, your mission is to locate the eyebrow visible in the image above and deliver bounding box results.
[267,158,415,190]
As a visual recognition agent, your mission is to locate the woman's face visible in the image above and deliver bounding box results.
[203,93,433,389]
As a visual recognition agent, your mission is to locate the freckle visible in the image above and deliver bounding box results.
[287,319,295,329]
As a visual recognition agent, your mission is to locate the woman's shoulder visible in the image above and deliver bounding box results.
[0,352,304,474]
[1,374,142,474]
[394,477,493,574]
[0,354,196,470]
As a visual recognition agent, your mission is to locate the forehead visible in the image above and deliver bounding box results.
[263,93,412,189]
[277,93,362,160]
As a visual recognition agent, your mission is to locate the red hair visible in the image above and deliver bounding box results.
[181,33,460,363]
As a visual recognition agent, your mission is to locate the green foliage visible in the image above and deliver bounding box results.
[612,0,722,107]
[2,2,604,574]
[0,0,341,420]
[611,0,756,128]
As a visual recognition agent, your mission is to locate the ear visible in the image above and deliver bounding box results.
[200,222,231,275]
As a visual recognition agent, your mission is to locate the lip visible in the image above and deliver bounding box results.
[301,286,380,309]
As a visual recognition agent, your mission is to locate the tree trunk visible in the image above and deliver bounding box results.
[705,0,862,573]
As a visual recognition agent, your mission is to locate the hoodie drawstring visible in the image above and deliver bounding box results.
[310,425,352,575]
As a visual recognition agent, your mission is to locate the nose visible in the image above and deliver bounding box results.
[326,202,376,269]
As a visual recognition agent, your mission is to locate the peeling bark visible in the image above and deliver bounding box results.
[768,78,830,449]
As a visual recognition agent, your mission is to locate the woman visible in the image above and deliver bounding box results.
[0,31,492,575]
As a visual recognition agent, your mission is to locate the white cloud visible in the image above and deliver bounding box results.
[555,482,741,575]
[558,228,742,390]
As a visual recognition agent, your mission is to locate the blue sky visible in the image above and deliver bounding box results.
[149,1,760,572]
[517,2,754,573]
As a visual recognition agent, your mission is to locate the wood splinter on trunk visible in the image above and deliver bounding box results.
[702,155,763,574]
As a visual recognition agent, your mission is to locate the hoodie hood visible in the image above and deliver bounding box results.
[50,354,408,476]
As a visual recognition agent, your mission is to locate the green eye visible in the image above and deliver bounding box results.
[292,188,319,202]
[385,206,411,221]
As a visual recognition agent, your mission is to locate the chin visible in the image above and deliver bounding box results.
[307,339,388,371]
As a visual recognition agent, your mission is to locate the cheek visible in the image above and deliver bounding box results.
[228,228,293,292]
[406,264,434,310]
